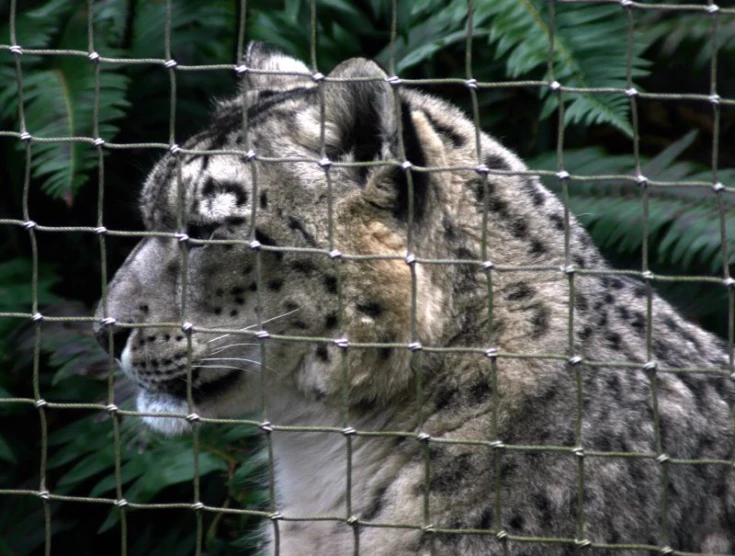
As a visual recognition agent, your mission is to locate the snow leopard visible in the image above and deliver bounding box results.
[94,42,735,555]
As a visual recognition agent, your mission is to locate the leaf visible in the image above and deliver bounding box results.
[0,0,74,49]
[481,0,653,136]
[0,434,17,464]
[56,449,115,487]
[98,447,227,532]
[531,139,735,280]
[15,8,130,203]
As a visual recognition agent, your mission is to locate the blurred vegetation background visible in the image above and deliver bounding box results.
[1,0,734,554]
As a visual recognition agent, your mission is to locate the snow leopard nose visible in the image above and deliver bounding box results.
[96,326,131,360]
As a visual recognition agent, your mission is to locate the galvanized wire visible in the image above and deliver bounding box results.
[0,1,734,555]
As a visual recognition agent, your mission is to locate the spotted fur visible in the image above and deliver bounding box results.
[95,42,735,555]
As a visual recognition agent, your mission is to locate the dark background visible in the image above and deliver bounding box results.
[1,1,734,554]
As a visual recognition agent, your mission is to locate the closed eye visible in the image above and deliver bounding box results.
[187,222,219,247]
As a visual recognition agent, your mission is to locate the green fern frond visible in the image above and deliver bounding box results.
[0,0,73,49]
[531,136,735,276]
[480,0,652,136]
[17,9,129,203]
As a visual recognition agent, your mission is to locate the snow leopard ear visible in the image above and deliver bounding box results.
[323,59,428,221]
[242,41,312,91]
[323,59,393,169]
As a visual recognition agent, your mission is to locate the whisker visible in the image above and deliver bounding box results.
[195,361,281,376]
[194,364,258,374]
[198,357,262,365]
[210,342,258,355]
[205,307,301,344]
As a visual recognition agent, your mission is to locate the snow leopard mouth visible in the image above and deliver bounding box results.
[136,369,244,435]
[156,367,243,404]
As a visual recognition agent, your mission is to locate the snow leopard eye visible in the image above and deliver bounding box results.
[186,222,218,248]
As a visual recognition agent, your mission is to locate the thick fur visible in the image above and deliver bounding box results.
[95,42,735,555]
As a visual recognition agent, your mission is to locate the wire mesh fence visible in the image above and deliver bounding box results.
[1,0,734,555]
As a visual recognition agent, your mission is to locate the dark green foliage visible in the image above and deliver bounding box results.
[1,0,734,554]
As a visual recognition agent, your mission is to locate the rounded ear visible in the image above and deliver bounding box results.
[324,60,430,221]
[322,59,395,171]
[242,41,312,91]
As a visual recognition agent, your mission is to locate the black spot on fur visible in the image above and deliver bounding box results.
[468,375,492,405]
[573,254,586,269]
[316,345,330,362]
[485,153,511,171]
[508,514,525,532]
[284,300,299,311]
[291,259,317,275]
[549,213,565,231]
[231,286,245,296]
[430,453,472,492]
[487,195,509,217]
[423,111,467,147]
[530,304,550,339]
[324,275,338,294]
[213,307,222,316]
[631,312,646,335]
[605,373,622,396]
[363,485,388,520]
[578,231,593,248]
[288,217,317,247]
[532,492,553,527]
[435,385,458,411]
[443,214,458,240]
[505,282,535,301]
[248,281,257,291]
[633,282,647,298]
[229,309,238,317]
[521,178,546,206]
[509,217,528,239]
[606,332,622,350]
[575,293,588,312]
[293,320,308,330]
[267,278,283,291]
[259,190,268,208]
[392,101,429,221]
[530,238,547,256]
[325,312,338,329]
[500,459,517,480]
[579,326,593,341]
[471,177,493,204]
[476,507,494,530]
[356,301,382,318]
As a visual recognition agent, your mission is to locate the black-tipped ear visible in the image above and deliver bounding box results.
[323,59,428,220]
[323,59,393,174]
[242,41,312,91]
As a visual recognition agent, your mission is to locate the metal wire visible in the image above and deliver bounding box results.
[1,1,734,555]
